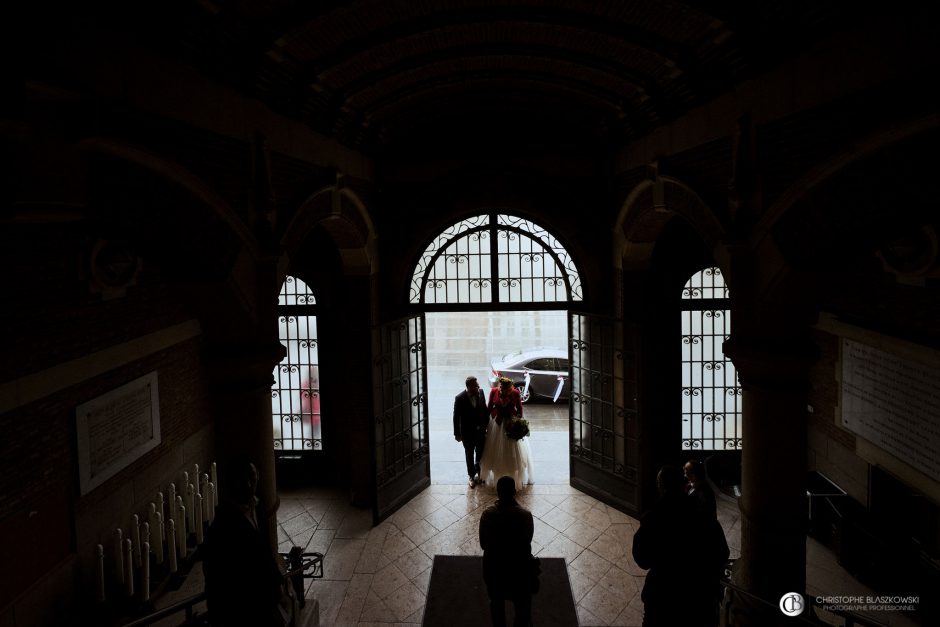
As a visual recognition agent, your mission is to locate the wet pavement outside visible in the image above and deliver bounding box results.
[425,311,570,485]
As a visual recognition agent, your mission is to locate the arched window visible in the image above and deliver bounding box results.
[272,275,322,451]
[410,213,583,304]
[681,267,742,450]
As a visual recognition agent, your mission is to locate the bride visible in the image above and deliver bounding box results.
[479,377,535,487]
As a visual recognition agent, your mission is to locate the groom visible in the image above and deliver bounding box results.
[453,375,489,488]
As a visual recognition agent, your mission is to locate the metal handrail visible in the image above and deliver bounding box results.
[119,549,323,627]
[122,592,206,627]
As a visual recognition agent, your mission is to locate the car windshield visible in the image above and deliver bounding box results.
[501,351,522,362]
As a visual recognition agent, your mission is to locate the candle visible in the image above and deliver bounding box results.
[167,483,176,529]
[154,512,164,565]
[207,482,216,523]
[114,528,124,585]
[148,502,156,534]
[193,464,200,493]
[195,493,204,544]
[167,519,177,573]
[187,483,195,533]
[95,544,106,603]
[141,521,150,557]
[210,462,218,507]
[141,542,150,602]
[123,539,134,597]
[176,497,186,553]
[132,514,141,567]
[181,471,189,495]
[202,473,210,519]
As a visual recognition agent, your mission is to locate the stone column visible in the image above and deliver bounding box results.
[722,334,816,626]
[208,340,286,548]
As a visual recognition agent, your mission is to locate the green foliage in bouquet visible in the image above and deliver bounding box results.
[505,416,530,441]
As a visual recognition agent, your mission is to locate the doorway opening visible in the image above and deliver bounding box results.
[425,310,571,485]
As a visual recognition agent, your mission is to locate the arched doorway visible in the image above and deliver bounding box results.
[373,211,589,520]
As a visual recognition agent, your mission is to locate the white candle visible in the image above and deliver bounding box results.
[202,473,210,519]
[186,483,195,533]
[123,539,134,597]
[114,528,124,585]
[166,484,176,534]
[193,464,200,492]
[207,482,216,523]
[141,521,150,558]
[131,514,141,567]
[167,519,177,573]
[181,471,189,494]
[148,502,156,532]
[176,497,186,553]
[95,544,106,603]
[141,542,150,602]
[195,494,204,544]
[210,463,218,507]
[154,512,164,565]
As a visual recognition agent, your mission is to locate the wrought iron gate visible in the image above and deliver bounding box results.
[569,312,639,513]
[371,315,431,523]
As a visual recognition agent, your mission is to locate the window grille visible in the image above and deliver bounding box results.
[410,213,583,304]
[272,275,322,451]
[681,267,742,450]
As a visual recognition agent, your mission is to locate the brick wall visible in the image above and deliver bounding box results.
[1,221,216,618]
[807,329,869,503]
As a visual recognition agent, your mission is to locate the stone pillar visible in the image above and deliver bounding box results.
[208,340,286,548]
[722,334,816,626]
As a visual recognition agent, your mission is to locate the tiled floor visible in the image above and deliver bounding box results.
[278,431,743,627]
[279,435,921,626]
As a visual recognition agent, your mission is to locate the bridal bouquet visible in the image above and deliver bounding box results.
[505,415,530,441]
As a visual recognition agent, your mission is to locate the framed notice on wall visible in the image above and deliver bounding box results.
[76,371,161,495]
[841,339,940,478]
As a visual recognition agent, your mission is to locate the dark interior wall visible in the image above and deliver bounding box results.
[0,218,214,618]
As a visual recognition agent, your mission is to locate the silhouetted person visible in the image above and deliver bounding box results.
[454,375,489,487]
[479,476,536,626]
[632,465,729,627]
[203,460,285,626]
[684,459,717,519]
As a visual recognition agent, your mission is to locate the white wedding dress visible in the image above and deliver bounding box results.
[480,390,535,488]
[479,415,535,487]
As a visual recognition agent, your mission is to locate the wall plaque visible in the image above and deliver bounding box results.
[841,339,940,478]
[76,372,161,495]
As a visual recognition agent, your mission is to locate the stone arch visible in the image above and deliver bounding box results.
[751,114,940,304]
[282,184,378,277]
[614,175,728,274]
[78,137,268,340]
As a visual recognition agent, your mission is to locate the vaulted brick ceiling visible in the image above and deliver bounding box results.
[108,1,846,153]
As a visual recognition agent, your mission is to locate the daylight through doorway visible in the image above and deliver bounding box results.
[426,311,571,485]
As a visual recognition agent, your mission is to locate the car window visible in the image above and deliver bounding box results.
[525,357,556,370]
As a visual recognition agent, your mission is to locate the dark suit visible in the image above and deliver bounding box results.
[479,499,535,626]
[453,388,489,479]
[632,493,729,627]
